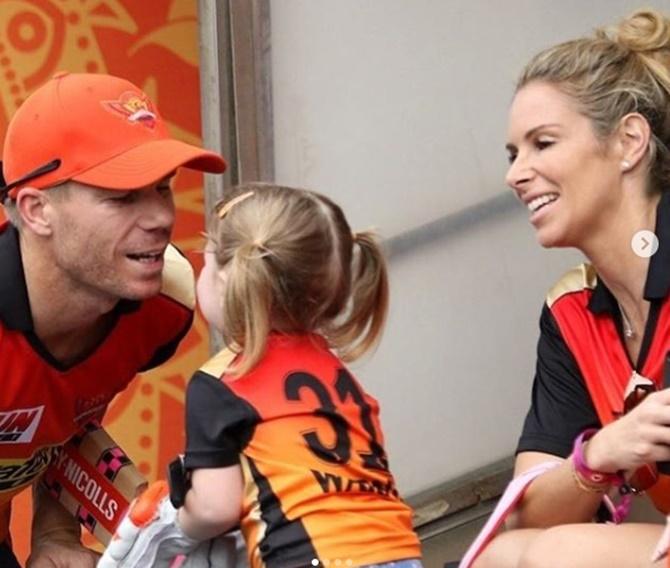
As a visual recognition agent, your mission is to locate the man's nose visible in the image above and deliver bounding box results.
[137,188,175,231]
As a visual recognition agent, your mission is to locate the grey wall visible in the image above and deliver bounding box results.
[269,0,670,496]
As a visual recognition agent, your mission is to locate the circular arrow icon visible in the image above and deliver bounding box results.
[631,230,659,258]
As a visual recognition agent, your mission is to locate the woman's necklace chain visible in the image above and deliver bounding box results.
[617,301,636,339]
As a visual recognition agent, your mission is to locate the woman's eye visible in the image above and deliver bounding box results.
[535,139,554,150]
[507,151,517,164]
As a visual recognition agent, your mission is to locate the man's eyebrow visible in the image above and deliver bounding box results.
[506,123,561,152]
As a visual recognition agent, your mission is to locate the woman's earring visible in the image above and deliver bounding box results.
[621,160,631,171]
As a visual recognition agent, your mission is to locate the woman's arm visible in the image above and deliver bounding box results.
[508,451,603,528]
[177,465,244,541]
[510,306,606,528]
[512,388,670,529]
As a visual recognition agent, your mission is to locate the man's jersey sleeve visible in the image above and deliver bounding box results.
[516,304,600,458]
[183,372,259,469]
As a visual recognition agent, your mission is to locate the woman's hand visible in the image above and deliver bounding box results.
[585,388,670,473]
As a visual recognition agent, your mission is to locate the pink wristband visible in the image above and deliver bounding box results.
[572,429,633,524]
[572,429,623,487]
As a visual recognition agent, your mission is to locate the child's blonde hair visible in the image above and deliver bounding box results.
[210,183,389,376]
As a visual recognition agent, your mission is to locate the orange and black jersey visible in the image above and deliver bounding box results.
[184,334,421,568]
[0,222,194,540]
[518,192,670,512]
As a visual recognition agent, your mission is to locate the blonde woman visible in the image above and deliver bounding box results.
[469,9,670,568]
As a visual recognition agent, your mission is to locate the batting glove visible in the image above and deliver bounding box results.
[97,480,198,568]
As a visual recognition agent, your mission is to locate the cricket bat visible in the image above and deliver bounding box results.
[41,421,147,545]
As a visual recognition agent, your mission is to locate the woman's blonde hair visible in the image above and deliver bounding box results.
[209,183,389,376]
[518,9,670,192]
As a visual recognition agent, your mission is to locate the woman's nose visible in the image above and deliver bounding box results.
[505,154,533,195]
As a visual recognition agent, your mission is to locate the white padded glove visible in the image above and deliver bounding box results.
[97,480,198,568]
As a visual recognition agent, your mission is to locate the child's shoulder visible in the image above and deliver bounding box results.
[198,347,237,378]
[193,334,340,388]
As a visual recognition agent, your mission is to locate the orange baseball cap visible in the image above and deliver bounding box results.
[1,72,227,199]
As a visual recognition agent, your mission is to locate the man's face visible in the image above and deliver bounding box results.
[45,176,176,303]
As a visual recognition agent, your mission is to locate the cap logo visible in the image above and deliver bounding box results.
[102,91,157,129]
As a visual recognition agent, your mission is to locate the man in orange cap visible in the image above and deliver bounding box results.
[0,72,226,567]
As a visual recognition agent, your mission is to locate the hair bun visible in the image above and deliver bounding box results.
[608,9,670,53]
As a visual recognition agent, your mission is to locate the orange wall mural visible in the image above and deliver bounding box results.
[0,0,212,561]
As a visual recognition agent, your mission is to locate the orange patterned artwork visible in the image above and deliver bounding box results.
[0,0,212,560]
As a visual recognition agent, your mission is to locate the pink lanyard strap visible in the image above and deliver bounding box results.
[459,462,561,568]
[458,460,629,568]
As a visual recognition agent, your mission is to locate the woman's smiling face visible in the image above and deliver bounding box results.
[505,81,623,249]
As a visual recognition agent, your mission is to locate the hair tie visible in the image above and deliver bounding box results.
[247,238,273,259]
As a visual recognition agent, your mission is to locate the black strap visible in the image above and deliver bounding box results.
[0,159,61,201]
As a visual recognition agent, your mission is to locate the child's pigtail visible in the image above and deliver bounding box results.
[335,230,389,361]
[224,240,274,376]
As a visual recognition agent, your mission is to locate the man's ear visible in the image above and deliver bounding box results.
[15,188,53,236]
[616,113,652,171]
